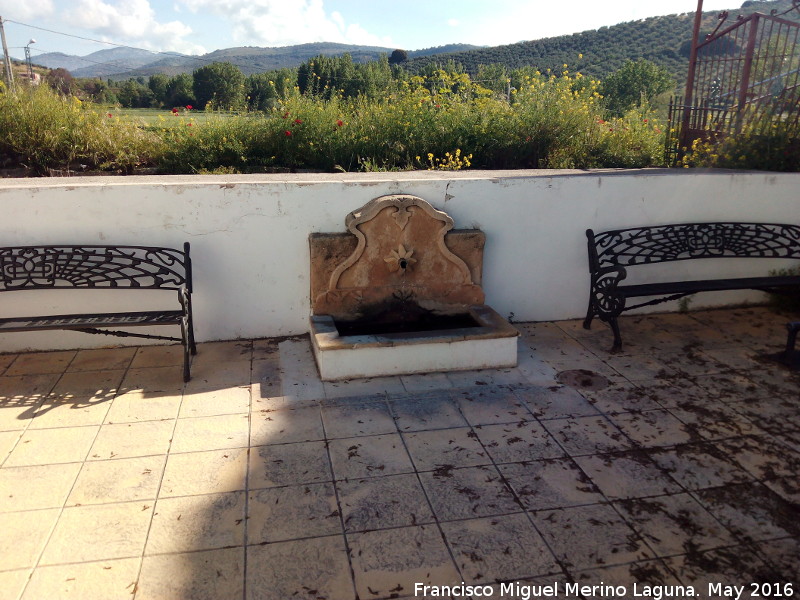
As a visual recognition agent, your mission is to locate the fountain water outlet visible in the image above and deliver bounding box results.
[308,194,519,380]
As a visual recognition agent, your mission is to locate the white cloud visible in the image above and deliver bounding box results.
[63,0,205,54]
[177,0,392,47]
[447,18,460,28]
[4,0,55,21]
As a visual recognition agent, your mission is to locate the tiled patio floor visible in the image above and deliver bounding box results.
[0,307,798,600]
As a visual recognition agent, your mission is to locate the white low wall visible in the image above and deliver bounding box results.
[2,169,799,352]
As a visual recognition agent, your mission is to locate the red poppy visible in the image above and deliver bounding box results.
[107,113,113,118]
[283,112,290,118]
[336,120,343,127]
[186,105,193,110]
[285,130,292,137]
[643,119,648,123]
[172,107,179,114]
[187,122,193,126]
[294,118,303,124]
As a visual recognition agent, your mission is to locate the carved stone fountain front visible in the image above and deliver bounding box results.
[309,194,518,380]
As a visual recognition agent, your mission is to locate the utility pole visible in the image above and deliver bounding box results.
[0,16,15,92]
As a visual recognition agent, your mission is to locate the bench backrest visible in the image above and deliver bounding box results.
[587,223,800,270]
[0,243,192,292]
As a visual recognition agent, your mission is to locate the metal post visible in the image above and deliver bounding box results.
[24,39,35,81]
[0,16,15,92]
[736,14,760,132]
[679,0,705,157]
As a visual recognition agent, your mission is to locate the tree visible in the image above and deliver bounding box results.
[388,49,408,65]
[45,68,74,95]
[166,73,196,108]
[193,62,245,110]
[600,58,674,116]
[148,74,170,106]
[117,79,155,108]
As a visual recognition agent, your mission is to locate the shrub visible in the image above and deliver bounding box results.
[0,86,162,174]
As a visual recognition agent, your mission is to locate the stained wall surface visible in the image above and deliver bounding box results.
[1,169,798,351]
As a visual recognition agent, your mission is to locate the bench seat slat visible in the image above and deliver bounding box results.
[619,275,800,298]
[0,310,184,332]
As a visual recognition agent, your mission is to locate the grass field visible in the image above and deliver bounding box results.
[109,107,241,127]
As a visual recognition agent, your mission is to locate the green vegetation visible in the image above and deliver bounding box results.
[0,66,665,175]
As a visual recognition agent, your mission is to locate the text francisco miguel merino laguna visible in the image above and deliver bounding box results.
[415,581,795,599]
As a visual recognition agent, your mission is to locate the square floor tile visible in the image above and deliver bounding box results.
[160,448,248,497]
[669,400,764,440]
[442,513,560,583]
[321,401,396,438]
[615,493,738,557]
[5,351,75,376]
[419,465,520,521]
[516,385,601,420]
[104,392,181,424]
[716,435,800,480]
[348,525,460,599]
[661,545,776,595]
[40,501,153,565]
[68,347,137,372]
[136,547,244,600]
[648,443,753,490]
[249,441,331,489]
[389,395,467,432]
[610,410,697,448]
[0,373,60,430]
[328,433,414,480]
[338,473,434,532]
[170,413,250,453]
[0,463,82,512]
[499,458,605,511]
[453,386,533,426]
[146,491,246,554]
[246,535,353,600]
[68,455,165,505]
[250,406,324,446]
[21,558,140,600]
[130,345,184,369]
[572,558,682,591]
[694,482,800,543]
[119,365,186,396]
[573,450,682,500]
[474,421,566,463]
[544,416,632,456]
[88,420,175,460]
[248,483,340,543]
[403,426,489,471]
[0,569,31,600]
[5,425,99,467]
[533,503,652,570]
[179,385,251,418]
[584,383,669,415]
[0,508,60,570]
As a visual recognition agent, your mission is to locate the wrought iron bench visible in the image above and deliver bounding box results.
[0,243,196,381]
[583,222,800,351]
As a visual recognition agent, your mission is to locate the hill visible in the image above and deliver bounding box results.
[33,47,158,77]
[33,42,483,80]
[402,0,800,89]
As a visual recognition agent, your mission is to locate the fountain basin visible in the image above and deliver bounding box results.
[310,304,519,380]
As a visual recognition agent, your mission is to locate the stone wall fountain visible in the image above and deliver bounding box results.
[309,194,519,380]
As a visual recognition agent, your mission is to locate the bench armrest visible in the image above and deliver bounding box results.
[589,264,628,319]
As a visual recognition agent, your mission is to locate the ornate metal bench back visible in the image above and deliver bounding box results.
[590,223,800,268]
[0,245,191,291]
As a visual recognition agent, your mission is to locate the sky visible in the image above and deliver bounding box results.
[3,0,740,60]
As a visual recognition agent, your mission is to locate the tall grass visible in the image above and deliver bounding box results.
[1,76,666,175]
[0,86,162,174]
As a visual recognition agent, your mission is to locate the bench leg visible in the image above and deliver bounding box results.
[609,317,623,353]
[181,317,192,382]
[785,322,800,363]
[583,300,595,330]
